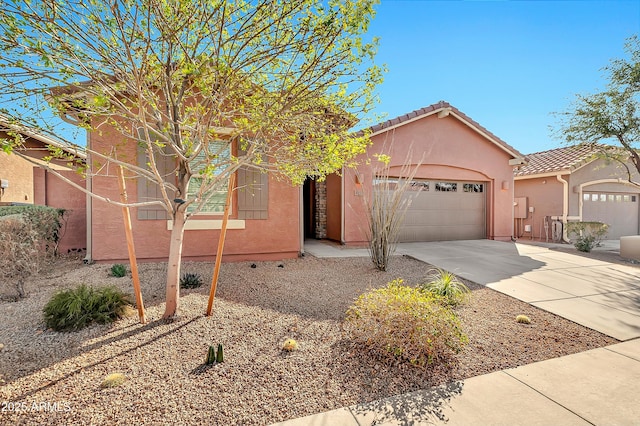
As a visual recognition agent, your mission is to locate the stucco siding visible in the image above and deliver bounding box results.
[88,127,300,263]
[343,113,516,244]
[0,151,35,204]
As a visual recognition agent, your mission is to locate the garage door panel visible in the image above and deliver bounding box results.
[384,180,486,242]
[583,191,639,239]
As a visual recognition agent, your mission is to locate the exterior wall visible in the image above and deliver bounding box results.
[568,158,640,217]
[343,113,516,244]
[88,126,300,263]
[0,151,34,204]
[325,173,342,241]
[513,176,565,240]
[33,168,87,254]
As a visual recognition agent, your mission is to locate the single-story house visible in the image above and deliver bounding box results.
[306,101,527,245]
[0,119,87,254]
[514,145,640,241]
[82,123,301,263]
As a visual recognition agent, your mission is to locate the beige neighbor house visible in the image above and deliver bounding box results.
[514,145,640,241]
[0,119,87,254]
[308,101,527,245]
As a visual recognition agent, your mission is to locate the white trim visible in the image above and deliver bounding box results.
[515,171,572,180]
[167,219,245,231]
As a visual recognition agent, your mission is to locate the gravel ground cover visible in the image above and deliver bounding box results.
[0,254,618,425]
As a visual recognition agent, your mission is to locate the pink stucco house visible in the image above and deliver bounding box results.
[514,145,640,241]
[80,100,530,262]
[306,101,527,245]
[83,123,301,263]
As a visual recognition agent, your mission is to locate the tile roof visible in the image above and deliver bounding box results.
[514,144,603,177]
[363,100,525,160]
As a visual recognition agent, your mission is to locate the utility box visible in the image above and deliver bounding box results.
[0,179,8,189]
[514,197,528,219]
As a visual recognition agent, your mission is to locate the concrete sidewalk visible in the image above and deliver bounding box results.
[292,239,640,425]
[273,339,640,425]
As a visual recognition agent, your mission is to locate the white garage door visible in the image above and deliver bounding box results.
[583,192,639,239]
[381,180,486,242]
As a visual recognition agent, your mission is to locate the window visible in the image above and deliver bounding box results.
[633,196,637,202]
[616,195,623,202]
[608,194,615,202]
[187,140,231,214]
[599,194,607,202]
[584,194,590,202]
[435,182,457,192]
[409,180,429,191]
[623,195,630,202]
[591,194,599,201]
[463,183,484,193]
[373,178,399,190]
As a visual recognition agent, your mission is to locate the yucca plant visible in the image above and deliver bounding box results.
[110,264,127,278]
[180,272,203,289]
[419,268,470,306]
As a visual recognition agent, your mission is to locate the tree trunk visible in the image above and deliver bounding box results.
[162,208,187,319]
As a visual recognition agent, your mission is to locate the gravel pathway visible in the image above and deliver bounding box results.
[0,255,617,425]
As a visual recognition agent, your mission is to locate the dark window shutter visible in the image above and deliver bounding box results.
[236,145,268,220]
[237,166,269,219]
[137,132,174,220]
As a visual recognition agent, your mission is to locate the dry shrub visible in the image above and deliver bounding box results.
[0,208,62,299]
[0,218,45,299]
[344,279,468,367]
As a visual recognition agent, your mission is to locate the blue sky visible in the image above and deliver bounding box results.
[363,0,640,155]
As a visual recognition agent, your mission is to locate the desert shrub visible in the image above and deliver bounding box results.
[344,279,468,367]
[101,373,126,388]
[516,314,531,324]
[419,268,470,306]
[110,264,127,277]
[180,272,203,289]
[0,206,65,299]
[0,218,44,299]
[43,284,133,331]
[566,221,609,252]
[365,153,423,271]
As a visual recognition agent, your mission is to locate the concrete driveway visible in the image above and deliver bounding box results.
[396,240,640,341]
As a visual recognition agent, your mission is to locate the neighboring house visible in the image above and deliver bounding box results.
[0,119,87,253]
[514,145,640,241]
[307,101,527,245]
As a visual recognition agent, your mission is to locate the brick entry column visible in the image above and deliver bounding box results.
[315,180,327,239]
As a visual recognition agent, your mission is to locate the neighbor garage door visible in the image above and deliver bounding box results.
[384,180,486,242]
[583,191,639,239]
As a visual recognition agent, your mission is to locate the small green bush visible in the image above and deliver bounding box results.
[110,264,127,277]
[43,284,133,331]
[344,279,468,367]
[419,268,470,306]
[180,272,203,289]
[567,221,608,253]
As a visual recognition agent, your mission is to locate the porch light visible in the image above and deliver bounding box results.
[501,180,510,190]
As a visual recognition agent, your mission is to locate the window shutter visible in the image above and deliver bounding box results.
[137,131,174,220]
[237,147,268,220]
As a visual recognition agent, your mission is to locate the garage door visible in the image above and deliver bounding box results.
[583,191,639,239]
[383,180,486,242]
